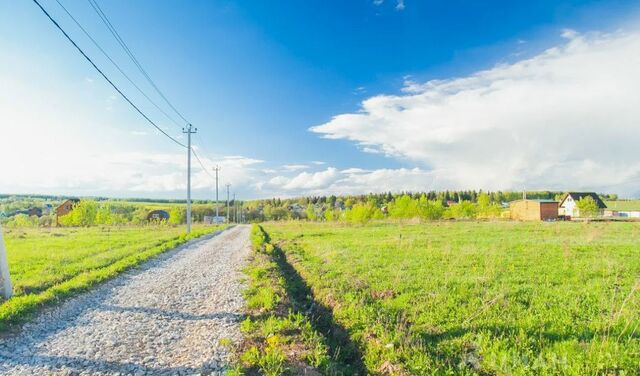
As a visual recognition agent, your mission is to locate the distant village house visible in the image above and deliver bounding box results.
[56,198,80,225]
[558,192,606,218]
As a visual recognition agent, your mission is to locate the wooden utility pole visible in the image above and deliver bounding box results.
[0,225,12,299]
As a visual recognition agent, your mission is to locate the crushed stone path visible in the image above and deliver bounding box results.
[0,225,251,375]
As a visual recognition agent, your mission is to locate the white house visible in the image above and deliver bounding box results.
[558,192,607,218]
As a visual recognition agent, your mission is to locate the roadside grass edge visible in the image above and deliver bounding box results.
[230,224,361,375]
[0,226,225,332]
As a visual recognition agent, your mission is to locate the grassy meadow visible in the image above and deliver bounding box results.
[605,200,640,211]
[252,221,640,374]
[0,224,224,331]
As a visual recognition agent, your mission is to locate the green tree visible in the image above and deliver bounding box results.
[417,196,444,220]
[5,214,38,227]
[345,202,382,224]
[96,204,113,225]
[577,196,600,217]
[444,200,478,219]
[388,194,419,219]
[477,193,502,218]
[324,207,335,222]
[169,206,186,225]
[59,200,98,226]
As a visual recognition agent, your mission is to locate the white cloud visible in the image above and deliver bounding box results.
[284,168,339,190]
[282,164,309,171]
[372,0,404,11]
[311,30,640,196]
[311,161,326,165]
[259,167,435,196]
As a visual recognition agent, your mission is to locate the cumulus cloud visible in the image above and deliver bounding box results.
[282,164,309,171]
[259,167,435,196]
[311,30,640,196]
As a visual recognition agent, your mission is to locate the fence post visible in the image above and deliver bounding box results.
[0,225,12,299]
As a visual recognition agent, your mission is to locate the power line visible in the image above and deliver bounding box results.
[87,0,190,125]
[32,0,187,148]
[195,132,217,162]
[54,0,184,132]
[85,0,224,179]
[192,147,217,181]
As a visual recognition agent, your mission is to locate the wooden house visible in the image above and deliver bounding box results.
[56,199,80,225]
[510,199,558,221]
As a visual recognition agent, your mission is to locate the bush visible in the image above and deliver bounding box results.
[476,193,502,218]
[444,200,478,219]
[4,214,38,228]
[345,202,383,224]
[323,208,336,221]
[58,200,98,226]
[417,197,444,220]
[388,195,419,219]
[305,204,318,221]
[168,207,186,225]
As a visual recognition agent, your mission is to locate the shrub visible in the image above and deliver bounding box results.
[477,193,502,218]
[4,214,38,228]
[305,204,318,221]
[417,197,444,220]
[58,200,98,226]
[444,200,478,219]
[168,207,186,225]
[388,194,419,219]
[324,208,336,221]
[345,202,383,224]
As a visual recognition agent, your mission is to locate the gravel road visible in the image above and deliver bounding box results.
[0,225,250,375]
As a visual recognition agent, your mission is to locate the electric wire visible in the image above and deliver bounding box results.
[86,0,224,181]
[192,148,217,181]
[32,0,187,148]
[87,0,190,125]
[54,0,184,131]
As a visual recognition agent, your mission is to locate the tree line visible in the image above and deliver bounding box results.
[242,190,619,223]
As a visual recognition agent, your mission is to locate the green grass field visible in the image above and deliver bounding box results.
[605,200,640,211]
[0,224,223,331]
[260,221,640,375]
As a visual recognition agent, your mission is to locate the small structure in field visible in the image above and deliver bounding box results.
[11,208,43,217]
[558,192,606,218]
[604,209,640,218]
[510,199,558,221]
[56,198,80,225]
[147,209,170,222]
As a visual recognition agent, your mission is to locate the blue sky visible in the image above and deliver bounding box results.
[1,0,640,199]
